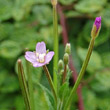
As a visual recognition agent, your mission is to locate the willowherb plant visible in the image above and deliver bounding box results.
[17,1,101,110]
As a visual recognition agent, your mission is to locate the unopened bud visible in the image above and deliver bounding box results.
[58,60,64,70]
[51,0,57,6]
[60,70,64,75]
[63,53,69,65]
[91,16,101,39]
[46,49,49,54]
[65,43,71,55]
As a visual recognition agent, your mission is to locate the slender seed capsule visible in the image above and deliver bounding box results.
[63,53,69,65]
[91,16,101,39]
[65,43,71,55]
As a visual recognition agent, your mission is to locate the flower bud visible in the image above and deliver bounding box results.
[51,0,57,6]
[60,70,64,75]
[58,59,64,70]
[91,16,101,39]
[65,43,71,55]
[63,53,69,65]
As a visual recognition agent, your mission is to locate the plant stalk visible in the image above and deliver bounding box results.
[18,59,31,110]
[43,65,57,103]
[64,37,95,110]
[53,4,58,90]
[63,65,67,83]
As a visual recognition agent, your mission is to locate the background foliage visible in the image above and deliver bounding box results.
[0,0,110,109]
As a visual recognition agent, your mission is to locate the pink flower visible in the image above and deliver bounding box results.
[25,42,54,67]
[91,16,101,38]
[94,16,101,32]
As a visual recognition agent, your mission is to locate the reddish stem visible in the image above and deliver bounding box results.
[63,65,67,83]
[58,4,84,110]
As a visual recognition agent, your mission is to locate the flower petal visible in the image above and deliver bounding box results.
[33,62,45,67]
[94,16,101,31]
[25,51,36,63]
[45,51,54,64]
[36,42,46,54]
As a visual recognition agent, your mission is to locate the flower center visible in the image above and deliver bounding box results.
[36,53,46,63]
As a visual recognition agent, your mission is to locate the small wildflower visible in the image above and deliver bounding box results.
[91,16,101,38]
[25,42,54,67]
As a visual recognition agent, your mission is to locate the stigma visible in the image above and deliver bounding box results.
[36,53,46,63]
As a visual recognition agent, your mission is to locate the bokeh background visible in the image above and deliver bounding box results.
[0,0,110,110]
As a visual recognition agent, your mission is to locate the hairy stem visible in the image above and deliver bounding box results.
[64,38,95,110]
[43,65,57,103]
[53,4,58,90]
[63,65,67,83]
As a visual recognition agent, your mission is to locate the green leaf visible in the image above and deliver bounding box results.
[0,23,14,41]
[0,0,13,21]
[32,5,52,25]
[33,83,55,110]
[0,74,19,93]
[10,26,41,49]
[83,87,97,110]
[39,25,61,47]
[12,8,25,21]
[12,0,35,21]
[0,94,16,109]
[34,0,49,4]
[75,0,107,13]
[101,5,110,27]
[0,40,21,59]
[77,47,102,73]
[66,11,83,18]
[0,70,9,86]
[58,82,69,100]
[91,69,110,92]
[14,95,25,110]
[38,83,55,110]
[59,0,75,5]
[97,98,110,110]
[71,43,81,73]
[101,52,110,67]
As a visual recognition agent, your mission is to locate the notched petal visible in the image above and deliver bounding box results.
[45,51,54,64]
[25,51,36,63]
[33,62,45,67]
[36,42,46,54]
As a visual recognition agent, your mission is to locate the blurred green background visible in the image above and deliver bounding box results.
[0,0,110,110]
